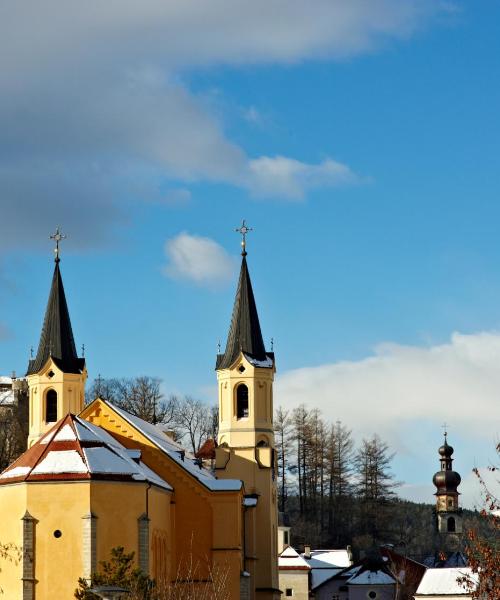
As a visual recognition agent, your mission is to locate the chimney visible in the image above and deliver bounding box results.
[347,545,353,563]
[304,544,311,559]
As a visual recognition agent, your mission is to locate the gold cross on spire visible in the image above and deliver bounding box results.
[50,227,67,263]
[235,219,252,256]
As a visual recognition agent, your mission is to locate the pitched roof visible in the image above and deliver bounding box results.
[101,400,243,492]
[304,549,353,590]
[216,255,272,370]
[278,546,310,571]
[26,260,85,376]
[415,567,476,596]
[0,413,171,490]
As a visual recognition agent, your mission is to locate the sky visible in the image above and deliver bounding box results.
[0,1,499,509]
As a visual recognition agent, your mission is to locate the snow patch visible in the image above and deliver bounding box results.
[54,424,77,442]
[32,450,87,474]
[0,466,31,479]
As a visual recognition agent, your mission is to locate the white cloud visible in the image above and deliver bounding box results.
[276,332,500,439]
[275,331,500,507]
[163,233,236,285]
[248,156,360,199]
[0,1,453,248]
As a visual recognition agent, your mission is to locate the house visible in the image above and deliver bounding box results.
[414,568,477,600]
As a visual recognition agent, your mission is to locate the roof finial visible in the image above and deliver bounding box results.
[50,227,67,263]
[442,422,448,441]
[235,219,252,256]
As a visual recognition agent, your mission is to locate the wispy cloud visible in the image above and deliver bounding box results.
[0,323,12,341]
[0,1,452,249]
[248,156,360,199]
[163,232,236,286]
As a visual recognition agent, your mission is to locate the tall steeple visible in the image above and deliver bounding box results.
[433,429,463,543]
[26,229,86,447]
[26,259,84,376]
[216,255,269,370]
[215,221,280,599]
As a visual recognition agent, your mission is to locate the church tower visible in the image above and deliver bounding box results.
[26,229,86,447]
[433,430,463,547]
[215,222,280,600]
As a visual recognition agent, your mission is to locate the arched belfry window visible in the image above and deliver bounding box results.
[46,389,58,423]
[236,384,249,419]
[447,516,456,532]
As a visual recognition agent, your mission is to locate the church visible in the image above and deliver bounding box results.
[0,228,280,599]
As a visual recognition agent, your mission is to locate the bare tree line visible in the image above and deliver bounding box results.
[86,376,218,455]
[275,404,400,548]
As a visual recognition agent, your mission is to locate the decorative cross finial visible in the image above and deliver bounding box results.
[30,346,34,360]
[50,227,67,263]
[442,422,448,439]
[235,219,253,256]
[217,340,221,354]
[81,343,85,357]
[271,337,274,352]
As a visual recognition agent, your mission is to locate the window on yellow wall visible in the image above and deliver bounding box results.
[236,384,249,418]
[46,389,58,422]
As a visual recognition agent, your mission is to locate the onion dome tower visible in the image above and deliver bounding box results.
[433,430,462,538]
[26,229,87,447]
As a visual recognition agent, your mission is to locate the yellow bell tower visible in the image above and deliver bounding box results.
[215,221,280,600]
[27,229,86,447]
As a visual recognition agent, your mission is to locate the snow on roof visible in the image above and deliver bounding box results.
[0,376,12,384]
[0,389,15,405]
[104,400,243,493]
[305,550,352,569]
[243,353,274,368]
[415,568,477,596]
[244,497,258,507]
[54,424,77,442]
[305,550,354,590]
[0,414,172,490]
[347,569,396,585]
[279,546,310,570]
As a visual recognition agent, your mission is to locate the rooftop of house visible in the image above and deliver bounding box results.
[415,567,477,596]
[278,546,310,571]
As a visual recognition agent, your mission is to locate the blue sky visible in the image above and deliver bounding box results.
[0,1,499,507]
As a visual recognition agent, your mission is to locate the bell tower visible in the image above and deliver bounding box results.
[26,229,86,447]
[215,221,279,600]
[433,429,463,549]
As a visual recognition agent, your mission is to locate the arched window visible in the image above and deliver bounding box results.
[447,516,456,532]
[236,384,249,419]
[46,389,58,423]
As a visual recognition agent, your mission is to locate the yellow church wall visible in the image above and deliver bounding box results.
[26,481,89,600]
[0,484,26,599]
[27,359,86,447]
[90,481,171,571]
[216,353,280,599]
[81,400,244,595]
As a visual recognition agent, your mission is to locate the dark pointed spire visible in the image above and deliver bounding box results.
[26,243,84,376]
[217,254,272,370]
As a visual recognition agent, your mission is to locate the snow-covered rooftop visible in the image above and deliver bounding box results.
[348,569,396,585]
[279,546,310,570]
[305,549,353,590]
[0,414,172,490]
[104,400,243,493]
[0,389,15,405]
[415,568,477,596]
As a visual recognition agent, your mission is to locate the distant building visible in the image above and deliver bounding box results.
[432,431,463,553]
[414,567,477,599]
